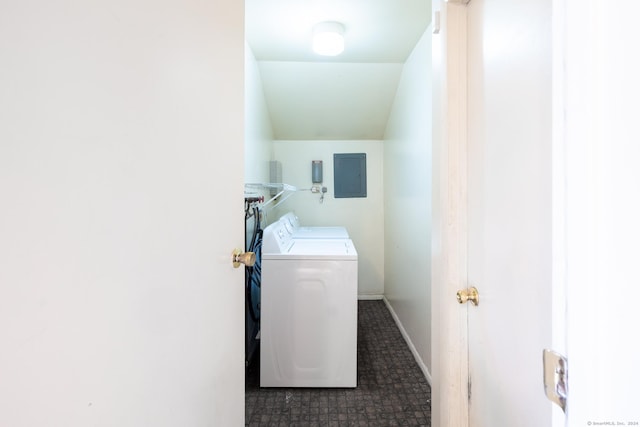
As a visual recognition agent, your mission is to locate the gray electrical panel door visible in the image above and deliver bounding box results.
[333,153,366,198]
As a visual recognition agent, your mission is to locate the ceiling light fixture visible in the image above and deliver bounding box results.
[312,21,345,56]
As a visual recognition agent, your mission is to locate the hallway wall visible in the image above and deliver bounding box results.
[271,140,385,297]
[383,28,433,379]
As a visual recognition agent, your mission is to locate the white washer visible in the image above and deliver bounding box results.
[260,220,358,388]
[279,212,349,239]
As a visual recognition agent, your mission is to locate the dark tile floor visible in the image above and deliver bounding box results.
[245,300,431,426]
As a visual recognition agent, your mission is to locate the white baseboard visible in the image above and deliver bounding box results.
[381,296,432,385]
[357,294,384,300]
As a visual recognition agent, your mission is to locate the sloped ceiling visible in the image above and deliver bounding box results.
[245,0,432,140]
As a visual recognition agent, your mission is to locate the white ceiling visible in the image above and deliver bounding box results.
[245,0,432,140]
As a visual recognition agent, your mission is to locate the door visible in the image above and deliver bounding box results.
[465,0,553,425]
[0,1,245,425]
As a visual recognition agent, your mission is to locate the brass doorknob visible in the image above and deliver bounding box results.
[232,249,256,268]
[456,287,479,306]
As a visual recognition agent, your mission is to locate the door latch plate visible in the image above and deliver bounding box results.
[542,349,568,412]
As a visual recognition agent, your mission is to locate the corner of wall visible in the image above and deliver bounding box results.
[382,297,432,384]
[244,44,274,185]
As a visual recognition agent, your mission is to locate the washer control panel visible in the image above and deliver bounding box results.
[262,219,293,254]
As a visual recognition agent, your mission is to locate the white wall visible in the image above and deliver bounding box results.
[383,29,433,379]
[244,44,274,184]
[561,1,640,424]
[272,140,384,296]
[0,1,245,425]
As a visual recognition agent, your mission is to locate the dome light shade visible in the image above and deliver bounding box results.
[312,22,345,56]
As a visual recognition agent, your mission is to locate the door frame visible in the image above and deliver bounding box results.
[431,1,469,426]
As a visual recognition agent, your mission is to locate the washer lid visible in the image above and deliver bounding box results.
[292,226,349,239]
[262,238,357,260]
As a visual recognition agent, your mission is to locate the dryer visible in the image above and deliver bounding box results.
[279,211,349,239]
[260,220,358,387]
